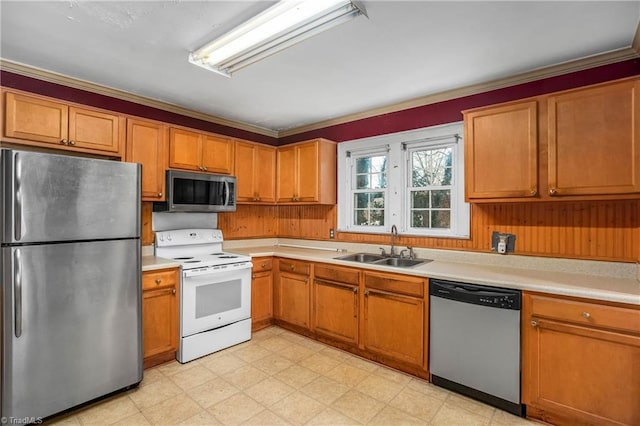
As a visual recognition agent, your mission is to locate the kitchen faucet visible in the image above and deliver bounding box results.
[390,224,398,256]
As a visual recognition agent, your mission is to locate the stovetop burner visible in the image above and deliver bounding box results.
[174,256,194,260]
[184,260,201,263]
[211,252,224,255]
[219,255,238,258]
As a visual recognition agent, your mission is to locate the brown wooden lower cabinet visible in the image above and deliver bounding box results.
[274,259,311,330]
[522,292,640,426]
[142,268,179,369]
[251,257,274,331]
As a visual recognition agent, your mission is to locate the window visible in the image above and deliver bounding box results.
[338,123,469,238]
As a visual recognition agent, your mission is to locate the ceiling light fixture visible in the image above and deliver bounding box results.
[188,0,367,78]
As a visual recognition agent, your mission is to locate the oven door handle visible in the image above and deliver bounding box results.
[183,262,253,278]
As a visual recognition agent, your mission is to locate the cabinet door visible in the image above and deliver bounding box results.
[142,286,178,359]
[68,107,121,154]
[169,128,201,170]
[235,141,258,202]
[296,141,320,202]
[255,144,277,202]
[251,270,273,327]
[523,317,640,425]
[276,145,297,202]
[313,278,358,345]
[202,135,234,174]
[4,91,68,144]
[363,288,424,367]
[464,100,538,199]
[126,118,167,201]
[548,79,640,196]
[277,272,310,329]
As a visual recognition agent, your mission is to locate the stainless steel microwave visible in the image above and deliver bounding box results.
[154,170,236,212]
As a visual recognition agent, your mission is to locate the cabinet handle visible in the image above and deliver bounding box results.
[530,189,537,196]
[353,287,358,318]
[158,192,162,197]
[290,265,295,271]
[582,312,590,319]
[364,289,369,296]
[60,139,68,145]
[172,288,176,295]
[531,320,538,327]
[549,188,557,195]
[155,279,162,285]
[203,166,208,171]
[252,274,256,279]
[69,140,76,146]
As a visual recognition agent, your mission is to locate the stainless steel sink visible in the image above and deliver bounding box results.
[334,253,431,268]
[335,253,386,263]
[372,257,430,268]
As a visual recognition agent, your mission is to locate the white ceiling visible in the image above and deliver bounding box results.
[1,1,639,134]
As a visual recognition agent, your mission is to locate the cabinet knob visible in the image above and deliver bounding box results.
[69,140,76,146]
[261,263,266,268]
[158,192,163,197]
[252,274,256,279]
[352,287,358,293]
[203,166,208,171]
[172,288,176,295]
[531,320,538,327]
[530,189,537,196]
[290,265,295,270]
[155,279,162,284]
[549,188,557,195]
[364,290,369,296]
[60,139,68,145]
[582,311,590,319]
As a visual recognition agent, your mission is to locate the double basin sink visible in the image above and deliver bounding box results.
[334,252,431,268]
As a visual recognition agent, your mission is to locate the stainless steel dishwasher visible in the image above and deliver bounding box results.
[429,279,524,416]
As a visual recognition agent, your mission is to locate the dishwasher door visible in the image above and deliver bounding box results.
[429,279,523,415]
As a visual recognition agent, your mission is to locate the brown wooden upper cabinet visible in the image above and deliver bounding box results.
[126,118,167,201]
[547,79,640,197]
[3,90,123,156]
[168,127,234,174]
[464,76,640,202]
[464,100,538,200]
[276,138,337,204]
[235,140,276,203]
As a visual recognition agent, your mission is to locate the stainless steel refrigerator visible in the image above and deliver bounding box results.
[1,149,143,420]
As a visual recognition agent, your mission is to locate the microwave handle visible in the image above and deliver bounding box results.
[224,181,230,206]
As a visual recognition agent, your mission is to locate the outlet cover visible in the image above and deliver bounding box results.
[329,228,335,239]
[491,231,516,253]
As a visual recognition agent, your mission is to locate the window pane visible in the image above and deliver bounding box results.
[431,210,450,228]
[355,192,384,208]
[431,190,451,208]
[411,147,453,186]
[355,155,386,189]
[354,209,384,226]
[356,175,369,189]
[411,210,429,228]
[411,191,430,208]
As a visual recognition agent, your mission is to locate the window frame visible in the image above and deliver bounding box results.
[337,122,469,238]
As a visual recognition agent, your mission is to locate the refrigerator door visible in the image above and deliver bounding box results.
[1,149,140,244]
[1,240,142,419]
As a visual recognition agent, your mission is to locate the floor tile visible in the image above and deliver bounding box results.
[298,352,342,375]
[273,364,319,389]
[430,402,491,426]
[186,377,240,409]
[221,364,269,390]
[331,390,385,424]
[110,412,151,426]
[356,374,404,403]
[251,353,295,375]
[446,393,496,418]
[270,392,325,424]
[323,363,370,387]
[370,365,413,386]
[177,410,222,425]
[200,353,248,375]
[305,408,361,426]
[388,386,444,422]
[168,364,217,391]
[276,343,316,363]
[75,395,139,425]
[367,405,425,425]
[141,393,204,425]
[490,409,537,425]
[241,409,292,426]
[405,378,449,400]
[156,360,196,377]
[46,414,81,425]
[300,376,350,405]
[232,343,273,363]
[129,377,183,410]
[244,377,296,406]
[208,393,265,424]
[257,336,295,352]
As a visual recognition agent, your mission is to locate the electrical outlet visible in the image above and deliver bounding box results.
[329,228,335,239]
[491,231,516,254]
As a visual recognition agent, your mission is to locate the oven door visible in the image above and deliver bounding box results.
[182,262,251,337]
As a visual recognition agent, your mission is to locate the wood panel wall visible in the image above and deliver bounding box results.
[141,200,639,262]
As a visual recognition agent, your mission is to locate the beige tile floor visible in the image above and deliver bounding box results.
[49,327,538,425]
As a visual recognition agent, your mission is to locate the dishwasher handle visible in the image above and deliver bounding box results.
[430,279,521,310]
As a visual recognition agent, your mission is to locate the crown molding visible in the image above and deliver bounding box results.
[279,47,640,138]
[0,59,279,138]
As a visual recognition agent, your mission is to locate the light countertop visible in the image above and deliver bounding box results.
[142,256,181,272]
[226,244,640,306]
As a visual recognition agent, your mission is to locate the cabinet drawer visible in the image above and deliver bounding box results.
[278,259,310,276]
[364,272,424,298]
[315,263,359,285]
[529,294,640,334]
[143,269,179,291]
[252,257,273,272]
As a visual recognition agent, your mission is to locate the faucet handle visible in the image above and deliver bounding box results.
[407,246,415,259]
[379,247,387,256]
[399,249,408,259]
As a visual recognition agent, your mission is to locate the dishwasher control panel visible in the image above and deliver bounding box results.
[430,279,521,310]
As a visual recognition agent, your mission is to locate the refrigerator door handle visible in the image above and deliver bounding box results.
[14,249,23,338]
[14,152,22,241]
[224,181,230,206]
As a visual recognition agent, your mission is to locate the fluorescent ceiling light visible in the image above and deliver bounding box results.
[188,0,367,77]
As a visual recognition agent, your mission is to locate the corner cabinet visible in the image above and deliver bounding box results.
[276,138,337,204]
[522,292,640,425]
[125,118,167,201]
[251,257,274,331]
[3,90,124,157]
[169,127,235,174]
[547,79,640,197]
[235,140,277,203]
[362,271,427,371]
[464,100,538,200]
[142,268,180,369]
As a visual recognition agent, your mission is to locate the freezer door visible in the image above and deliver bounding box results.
[1,240,142,419]
[1,149,140,244]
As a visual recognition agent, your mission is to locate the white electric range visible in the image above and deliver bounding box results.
[155,228,252,363]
